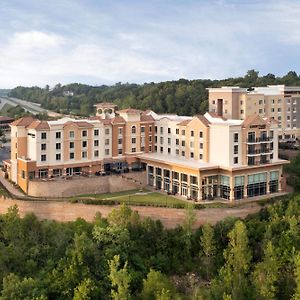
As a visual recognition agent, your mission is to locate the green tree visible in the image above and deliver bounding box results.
[140,269,176,300]
[214,221,252,300]
[200,223,216,279]
[108,255,131,300]
[252,241,280,300]
[293,252,300,300]
[73,278,96,300]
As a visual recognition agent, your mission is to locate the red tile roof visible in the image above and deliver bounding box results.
[27,120,50,130]
[0,116,14,122]
[10,116,34,127]
[118,108,142,114]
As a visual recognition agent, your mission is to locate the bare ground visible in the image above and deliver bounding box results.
[0,198,263,228]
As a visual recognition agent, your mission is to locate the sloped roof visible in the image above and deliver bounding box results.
[195,115,211,126]
[118,108,142,114]
[63,121,93,128]
[94,102,117,108]
[0,116,14,122]
[177,119,190,126]
[110,116,126,124]
[206,112,227,121]
[27,120,50,130]
[140,114,154,122]
[242,115,266,127]
[10,116,34,127]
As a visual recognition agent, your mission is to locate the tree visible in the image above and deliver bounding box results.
[140,269,176,300]
[73,278,96,300]
[214,220,252,300]
[108,255,131,300]
[1,273,46,300]
[293,252,300,300]
[252,241,280,300]
[182,204,196,256]
[200,223,216,279]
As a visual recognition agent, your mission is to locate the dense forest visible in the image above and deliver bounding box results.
[9,70,300,117]
[0,196,300,299]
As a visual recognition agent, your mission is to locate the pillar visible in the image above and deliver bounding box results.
[153,166,156,188]
[162,168,165,191]
[266,172,270,194]
[198,174,202,201]
[179,172,182,196]
[244,175,248,198]
[187,174,191,198]
[169,170,173,193]
[229,176,234,202]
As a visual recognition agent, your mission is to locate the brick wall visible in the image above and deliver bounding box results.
[27,171,147,198]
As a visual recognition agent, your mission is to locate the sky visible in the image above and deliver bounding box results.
[0,0,300,88]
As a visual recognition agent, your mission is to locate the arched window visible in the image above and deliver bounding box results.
[132,126,136,134]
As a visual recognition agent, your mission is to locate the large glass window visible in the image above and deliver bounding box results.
[234,176,244,200]
[220,175,230,200]
[247,173,267,197]
[269,171,279,193]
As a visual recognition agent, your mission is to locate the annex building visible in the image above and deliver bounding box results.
[5,103,288,201]
[208,85,300,140]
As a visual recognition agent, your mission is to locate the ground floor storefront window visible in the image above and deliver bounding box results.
[220,175,230,200]
[234,176,244,200]
[269,171,279,194]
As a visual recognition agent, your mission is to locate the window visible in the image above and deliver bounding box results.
[240,110,244,114]
[70,142,74,149]
[70,131,74,139]
[94,129,99,136]
[199,131,203,138]
[94,150,99,157]
[105,128,110,135]
[41,143,46,151]
[69,152,74,159]
[118,127,123,135]
[176,139,179,145]
[168,148,171,154]
[259,109,263,114]
[160,147,163,153]
[155,126,157,133]
[56,143,61,150]
[182,140,185,147]
[234,157,238,164]
[168,138,171,145]
[168,128,171,134]
[41,154,46,161]
[132,138,136,144]
[94,140,99,147]
[234,133,239,143]
[118,149,122,155]
[118,138,122,145]
[105,149,110,155]
[190,141,194,148]
[199,154,203,160]
[259,99,263,105]
[141,126,145,133]
[82,130,87,137]
[105,139,110,145]
[82,151,87,158]
[82,141,87,148]
[160,137,163,144]
[176,149,179,155]
[149,136,152,142]
[56,132,61,139]
[176,128,179,134]
[181,129,185,135]
[41,132,47,140]
[200,143,203,149]
[149,145,152,152]
[191,130,194,137]
[22,170,25,179]
[56,153,61,161]
[234,145,238,154]
[141,146,145,152]
[132,126,136,134]
[160,127,163,134]
[149,126,152,133]
[131,148,136,153]
[182,151,185,156]
[271,108,275,112]
[191,152,194,158]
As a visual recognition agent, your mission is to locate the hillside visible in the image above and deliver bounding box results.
[9,70,300,117]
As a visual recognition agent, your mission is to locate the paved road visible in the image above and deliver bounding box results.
[0,96,62,117]
[0,197,262,228]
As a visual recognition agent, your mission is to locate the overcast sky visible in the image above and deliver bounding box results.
[0,0,299,88]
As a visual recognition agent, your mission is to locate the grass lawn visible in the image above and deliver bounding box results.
[111,192,187,206]
[75,189,141,200]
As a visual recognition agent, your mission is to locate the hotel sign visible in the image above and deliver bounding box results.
[250,124,266,129]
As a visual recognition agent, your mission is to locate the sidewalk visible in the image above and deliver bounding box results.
[0,173,24,197]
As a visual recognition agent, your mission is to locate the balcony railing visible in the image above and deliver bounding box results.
[247,148,271,155]
[248,160,271,166]
[247,137,272,143]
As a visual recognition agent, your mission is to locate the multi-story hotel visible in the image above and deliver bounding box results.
[5,103,288,201]
[208,85,300,139]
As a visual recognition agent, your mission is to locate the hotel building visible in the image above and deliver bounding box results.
[208,85,300,139]
[5,103,288,201]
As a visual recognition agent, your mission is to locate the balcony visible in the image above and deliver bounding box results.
[247,148,272,156]
[247,137,272,144]
[248,160,271,166]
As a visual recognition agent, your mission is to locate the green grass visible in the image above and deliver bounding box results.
[111,192,186,206]
[73,189,142,201]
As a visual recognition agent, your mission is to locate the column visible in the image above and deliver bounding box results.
[244,175,248,198]
[266,172,270,194]
[229,176,234,202]
[187,174,191,199]
[169,170,173,193]
[198,175,202,201]
[153,166,156,188]
[63,167,67,177]
[162,168,165,191]
[179,172,182,195]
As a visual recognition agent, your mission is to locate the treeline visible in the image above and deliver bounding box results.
[9,70,300,116]
[0,195,300,299]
